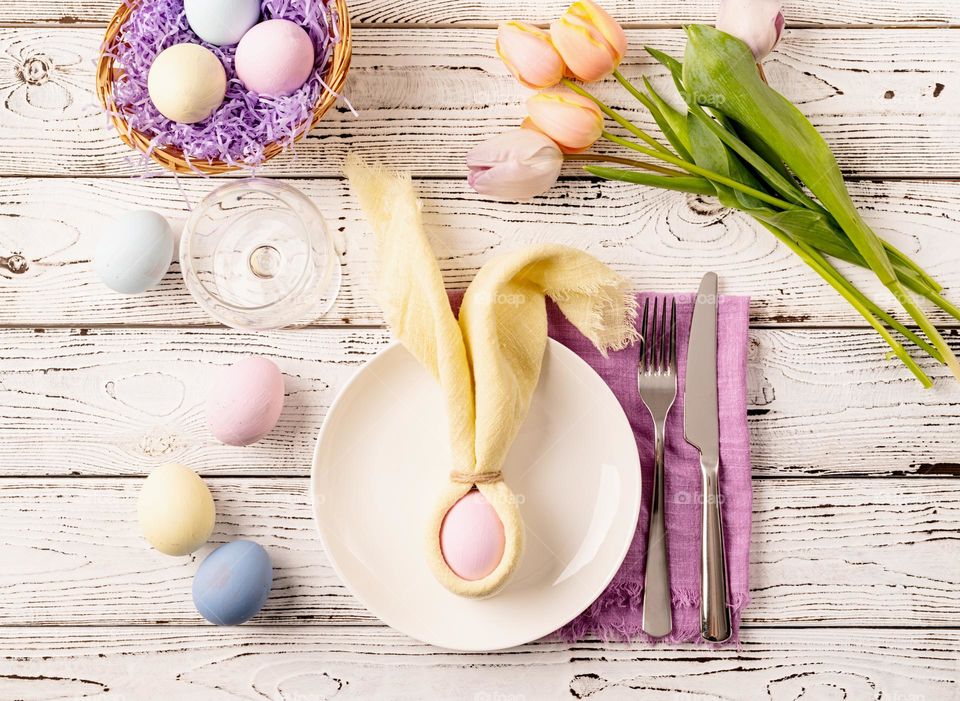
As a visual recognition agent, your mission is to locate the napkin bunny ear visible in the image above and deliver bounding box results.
[426,478,525,599]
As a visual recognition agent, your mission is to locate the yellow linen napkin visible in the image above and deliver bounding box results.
[345,155,638,597]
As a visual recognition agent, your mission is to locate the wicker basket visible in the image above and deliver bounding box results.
[96,0,351,175]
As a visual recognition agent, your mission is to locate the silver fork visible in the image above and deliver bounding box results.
[638,297,677,638]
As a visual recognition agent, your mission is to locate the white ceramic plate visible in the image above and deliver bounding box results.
[311,340,641,651]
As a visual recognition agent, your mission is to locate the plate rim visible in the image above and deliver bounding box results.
[310,338,641,651]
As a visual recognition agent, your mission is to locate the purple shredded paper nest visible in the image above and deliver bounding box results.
[104,0,342,169]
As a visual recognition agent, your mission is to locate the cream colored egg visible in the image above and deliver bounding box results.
[148,44,227,124]
[138,463,215,556]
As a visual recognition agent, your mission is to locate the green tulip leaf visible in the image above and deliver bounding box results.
[682,24,895,284]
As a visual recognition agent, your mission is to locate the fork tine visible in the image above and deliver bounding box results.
[669,298,677,374]
[651,297,659,373]
[659,296,668,373]
[639,298,649,372]
[640,299,650,372]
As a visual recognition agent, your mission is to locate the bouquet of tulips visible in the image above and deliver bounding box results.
[467,0,960,387]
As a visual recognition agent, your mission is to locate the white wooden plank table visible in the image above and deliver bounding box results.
[1,1,959,699]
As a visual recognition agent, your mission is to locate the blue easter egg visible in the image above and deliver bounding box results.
[94,210,173,295]
[192,540,272,625]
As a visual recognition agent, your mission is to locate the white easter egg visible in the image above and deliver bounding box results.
[94,210,174,295]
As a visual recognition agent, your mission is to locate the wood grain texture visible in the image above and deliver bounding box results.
[0,627,956,700]
[2,0,958,27]
[2,327,960,478]
[0,28,957,177]
[2,177,960,328]
[0,477,957,626]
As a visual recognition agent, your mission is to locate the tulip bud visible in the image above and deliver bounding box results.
[550,0,627,82]
[716,0,785,61]
[497,21,566,89]
[466,129,564,200]
[526,88,603,152]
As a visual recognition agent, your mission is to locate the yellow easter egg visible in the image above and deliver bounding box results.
[138,463,215,556]
[148,44,227,124]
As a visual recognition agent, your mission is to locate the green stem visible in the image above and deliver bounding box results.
[564,152,687,177]
[918,287,960,322]
[890,282,960,382]
[603,130,798,211]
[794,242,944,363]
[584,166,717,196]
[560,78,675,157]
[882,240,942,293]
[760,222,933,386]
[612,69,646,104]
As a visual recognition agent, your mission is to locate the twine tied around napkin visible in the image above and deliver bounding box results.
[345,154,639,598]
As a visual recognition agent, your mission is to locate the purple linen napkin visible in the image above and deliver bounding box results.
[552,293,752,645]
[449,291,751,645]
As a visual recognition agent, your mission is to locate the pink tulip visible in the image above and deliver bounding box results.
[497,21,566,89]
[466,129,564,200]
[550,0,627,82]
[526,88,603,152]
[716,0,785,60]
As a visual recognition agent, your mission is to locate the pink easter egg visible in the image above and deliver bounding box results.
[440,490,506,581]
[207,356,285,446]
[235,19,315,97]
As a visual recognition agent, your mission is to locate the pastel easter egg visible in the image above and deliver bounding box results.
[185,0,261,46]
[193,540,273,625]
[138,463,215,556]
[148,43,227,124]
[235,19,315,97]
[440,490,506,581]
[94,210,173,295]
[207,356,285,446]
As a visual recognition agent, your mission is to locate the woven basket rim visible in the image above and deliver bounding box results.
[95,0,352,175]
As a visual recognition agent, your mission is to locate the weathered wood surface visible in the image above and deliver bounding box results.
[1,327,960,478]
[1,477,957,626]
[2,177,960,328]
[0,28,957,178]
[0,627,956,700]
[2,0,959,695]
[3,0,958,27]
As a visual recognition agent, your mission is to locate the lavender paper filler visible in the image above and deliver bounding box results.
[104,0,344,169]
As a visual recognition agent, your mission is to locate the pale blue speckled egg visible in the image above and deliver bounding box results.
[193,540,273,625]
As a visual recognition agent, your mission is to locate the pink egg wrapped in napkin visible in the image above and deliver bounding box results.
[207,356,285,446]
[440,490,506,581]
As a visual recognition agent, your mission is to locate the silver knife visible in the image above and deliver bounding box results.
[684,272,732,643]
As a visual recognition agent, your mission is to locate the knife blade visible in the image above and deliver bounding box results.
[684,272,719,465]
[683,272,732,643]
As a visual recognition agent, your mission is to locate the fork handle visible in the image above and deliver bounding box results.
[700,461,732,643]
[641,422,672,637]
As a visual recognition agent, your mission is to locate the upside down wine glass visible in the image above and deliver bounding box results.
[181,179,341,330]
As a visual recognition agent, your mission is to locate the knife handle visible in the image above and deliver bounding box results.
[700,462,732,643]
